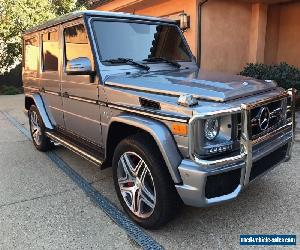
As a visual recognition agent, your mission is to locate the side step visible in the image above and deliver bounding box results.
[45,131,104,166]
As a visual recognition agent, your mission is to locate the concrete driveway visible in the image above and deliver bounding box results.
[0,94,299,249]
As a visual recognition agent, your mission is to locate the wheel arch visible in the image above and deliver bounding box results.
[106,115,183,183]
[25,94,53,130]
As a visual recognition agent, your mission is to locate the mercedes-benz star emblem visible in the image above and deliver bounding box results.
[258,106,270,131]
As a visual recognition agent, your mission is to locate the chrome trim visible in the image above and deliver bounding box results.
[188,89,295,169]
[46,132,103,166]
[45,90,60,96]
[188,106,242,167]
[24,86,40,92]
[252,123,292,145]
[240,91,289,110]
[69,95,97,104]
[108,104,189,123]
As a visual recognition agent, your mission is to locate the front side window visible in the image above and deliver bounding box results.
[42,30,59,71]
[64,24,94,68]
[92,21,191,63]
[24,36,39,71]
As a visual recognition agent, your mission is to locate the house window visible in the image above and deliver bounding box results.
[24,36,39,71]
[42,30,59,71]
[64,24,93,68]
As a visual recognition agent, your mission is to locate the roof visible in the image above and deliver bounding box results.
[23,10,175,35]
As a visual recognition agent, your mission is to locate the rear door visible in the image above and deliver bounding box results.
[61,20,102,145]
[23,34,40,92]
[39,27,64,127]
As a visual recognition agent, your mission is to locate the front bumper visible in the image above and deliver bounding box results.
[176,90,295,207]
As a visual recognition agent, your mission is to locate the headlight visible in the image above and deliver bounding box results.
[204,118,220,141]
[192,115,235,157]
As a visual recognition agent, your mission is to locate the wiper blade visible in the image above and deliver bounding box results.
[143,57,181,68]
[102,58,150,71]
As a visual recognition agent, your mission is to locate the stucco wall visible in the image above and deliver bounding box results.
[200,0,252,73]
[276,2,300,68]
[264,4,280,65]
[265,2,300,68]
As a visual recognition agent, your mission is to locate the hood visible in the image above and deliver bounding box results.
[105,69,277,102]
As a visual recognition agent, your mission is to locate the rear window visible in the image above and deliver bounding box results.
[42,30,59,71]
[24,37,39,71]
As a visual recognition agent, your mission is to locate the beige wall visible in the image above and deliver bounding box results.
[264,4,280,65]
[265,2,300,68]
[200,0,253,73]
[277,2,300,68]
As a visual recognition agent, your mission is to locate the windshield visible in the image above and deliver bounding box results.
[92,21,192,63]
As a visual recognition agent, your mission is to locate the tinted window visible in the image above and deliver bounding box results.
[93,21,191,62]
[24,37,39,71]
[64,24,93,67]
[42,31,59,71]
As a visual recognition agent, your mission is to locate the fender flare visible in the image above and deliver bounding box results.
[25,93,54,130]
[108,115,183,183]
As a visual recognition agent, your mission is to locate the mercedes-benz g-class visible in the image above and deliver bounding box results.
[23,10,295,229]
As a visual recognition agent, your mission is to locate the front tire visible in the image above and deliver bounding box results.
[112,133,181,229]
[29,105,53,152]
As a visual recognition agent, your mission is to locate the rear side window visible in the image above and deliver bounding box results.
[24,37,39,71]
[42,30,59,71]
[64,24,93,68]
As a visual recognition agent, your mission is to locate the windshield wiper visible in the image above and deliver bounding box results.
[143,57,181,68]
[102,58,150,71]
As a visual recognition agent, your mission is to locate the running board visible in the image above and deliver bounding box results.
[45,132,103,166]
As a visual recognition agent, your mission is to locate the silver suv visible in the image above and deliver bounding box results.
[23,10,295,229]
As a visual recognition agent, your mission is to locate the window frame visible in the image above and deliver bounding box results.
[23,35,39,72]
[62,20,94,73]
[90,18,193,66]
[41,28,59,72]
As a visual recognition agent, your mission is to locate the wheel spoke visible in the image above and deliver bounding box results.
[121,154,136,178]
[117,151,156,218]
[141,185,155,209]
[133,159,143,176]
[138,165,148,183]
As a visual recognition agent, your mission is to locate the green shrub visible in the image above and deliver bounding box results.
[240,62,300,91]
[0,85,22,95]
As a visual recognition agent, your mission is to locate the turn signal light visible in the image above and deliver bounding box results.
[171,123,188,136]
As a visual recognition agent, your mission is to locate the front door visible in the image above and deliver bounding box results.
[61,21,102,145]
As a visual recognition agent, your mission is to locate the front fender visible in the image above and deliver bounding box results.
[109,115,183,183]
[25,93,53,130]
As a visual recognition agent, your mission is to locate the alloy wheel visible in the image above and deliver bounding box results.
[30,110,42,146]
[117,151,156,218]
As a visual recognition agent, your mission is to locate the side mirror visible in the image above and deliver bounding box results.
[66,57,95,75]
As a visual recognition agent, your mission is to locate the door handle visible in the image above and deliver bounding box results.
[62,92,69,98]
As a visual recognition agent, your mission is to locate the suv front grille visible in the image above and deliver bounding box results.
[237,97,289,141]
[250,99,285,140]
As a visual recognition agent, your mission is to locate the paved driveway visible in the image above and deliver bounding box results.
[0,94,299,249]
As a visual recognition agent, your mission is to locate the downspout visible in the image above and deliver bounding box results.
[197,0,208,67]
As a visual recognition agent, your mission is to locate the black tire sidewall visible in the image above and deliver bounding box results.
[112,134,179,229]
